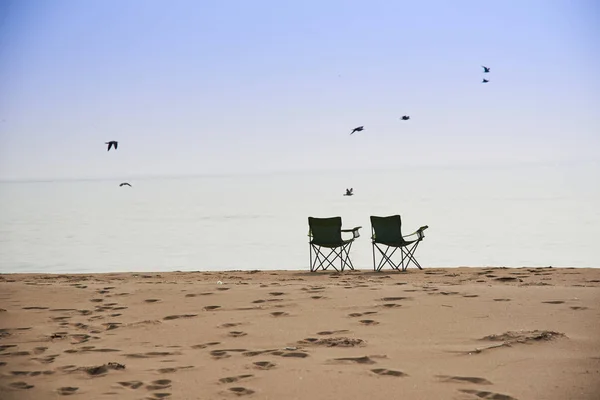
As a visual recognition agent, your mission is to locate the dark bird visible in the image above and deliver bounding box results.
[344,188,354,196]
[482,66,490,73]
[401,115,410,121]
[105,141,118,151]
[482,78,489,83]
[119,182,132,187]
[350,126,364,135]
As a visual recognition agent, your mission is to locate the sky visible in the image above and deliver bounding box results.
[0,0,598,180]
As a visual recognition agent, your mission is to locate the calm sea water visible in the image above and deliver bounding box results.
[1,164,599,273]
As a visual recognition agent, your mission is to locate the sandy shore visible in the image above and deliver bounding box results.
[1,267,599,400]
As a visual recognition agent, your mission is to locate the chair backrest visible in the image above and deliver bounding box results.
[370,215,403,243]
[308,217,343,245]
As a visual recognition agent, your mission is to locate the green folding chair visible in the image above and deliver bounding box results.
[308,216,361,272]
[370,215,428,271]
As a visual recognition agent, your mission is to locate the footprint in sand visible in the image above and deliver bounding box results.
[156,366,194,374]
[493,299,511,302]
[371,368,407,377]
[436,375,492,384]
[269,292,285,296]
[118,381,144,389]
[271,350,309,358]
[332,356,376,365]
[22,306,49,310]
[270,311,289,317]
[103,322,122,330]
[81,362,125,376]
[57,386,79,395]
[494,277,520,282]
[299,337,364,347]
[209,349,247,359]
[9,381,34,389]
[348,311,377,318]
[145,299,161,303]
[570,306,588,310]
[381,303,402,308]
[219,375,253,384]
[463,294,479,298]
[146,379,172,390]
[191,342,221,349]
[32,354,59,364]
[124,352,181,358]
[242,350,277,357]
[33,347,47,355]
[459,389,517,400]
[317,330,349,335]
[542,301,564,304]
[253,361,276,370]
[204,306,221,311]
[229,331,247,338]
[12,370,54,376]
[163,314,197,320]
[90,299,103,303]
[219,323,241,328]
[228,387,255,396]
[360,320,379,326]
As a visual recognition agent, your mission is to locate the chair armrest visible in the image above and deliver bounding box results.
[341,226,362,239]
[403,225,429,240]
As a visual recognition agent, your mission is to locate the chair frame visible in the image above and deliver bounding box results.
[370,215,428,272]
[308,217,361,272]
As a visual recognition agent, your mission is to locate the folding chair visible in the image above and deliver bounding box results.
[370,215,428,271]
[308,217,361,272]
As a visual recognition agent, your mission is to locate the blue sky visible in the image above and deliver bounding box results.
[0,0,598,180]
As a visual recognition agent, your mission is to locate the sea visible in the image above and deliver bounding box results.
[1,163,599,274]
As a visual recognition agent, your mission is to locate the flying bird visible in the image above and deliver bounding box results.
[106,141,118,151]
[482,78,489,83]
[119,182,132,187]
[401,115,410,121]
[350,126,364,135]
[344,188,354,196]
[482,66,490,73]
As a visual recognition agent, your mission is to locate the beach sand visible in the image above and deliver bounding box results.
[1,267,599,400]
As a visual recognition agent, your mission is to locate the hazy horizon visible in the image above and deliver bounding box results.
[0,0,599,181]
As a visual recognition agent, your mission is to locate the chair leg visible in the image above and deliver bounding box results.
[373,244,401,271]
[310,244,343,272]
[400,242,423,271]
[310,243,356,272]
[340,242,354,271]
[372,242,376,271]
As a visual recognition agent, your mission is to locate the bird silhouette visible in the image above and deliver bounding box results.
[344,188,354,196]
[482,78,489,83]
[401,115,410,121]
[106,141,118,151]
[350,126,364,135]
[482,66,490,73]
[119,182,132,187]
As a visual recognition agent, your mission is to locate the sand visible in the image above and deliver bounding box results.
[1,267,599,400]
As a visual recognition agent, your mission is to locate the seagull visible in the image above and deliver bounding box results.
[105,141,118,151]
[401,115,410,121]
[482,78,489,83]
[482,66,490,73]
[344,188,354,196]
[350,126,364,135]
[119,182,132,187]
